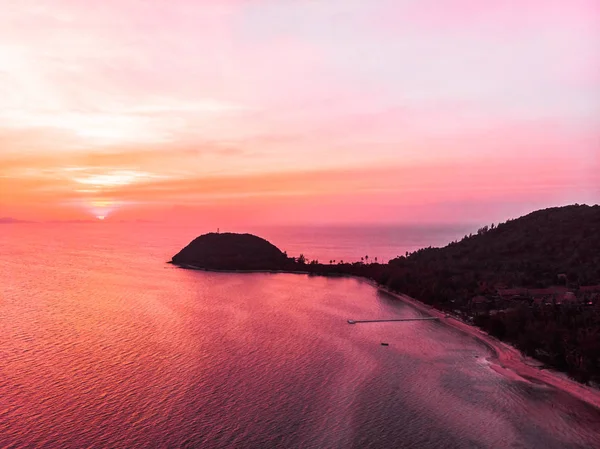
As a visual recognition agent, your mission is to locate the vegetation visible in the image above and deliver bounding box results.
[391,204,600,288]
[171,232,289,270]
[473,305,600,383]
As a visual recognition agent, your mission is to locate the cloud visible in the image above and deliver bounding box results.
[49,157,594,203]
[1,0,598,223]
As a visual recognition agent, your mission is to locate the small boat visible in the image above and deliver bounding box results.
[347,319,356,324]
[381,342,389,346]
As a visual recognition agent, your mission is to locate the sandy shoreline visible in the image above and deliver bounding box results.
[363,279,600,411]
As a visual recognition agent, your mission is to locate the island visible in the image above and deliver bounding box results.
[170,232,292,271]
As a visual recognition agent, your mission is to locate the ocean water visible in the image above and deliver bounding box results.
[246,224,474,263]
[1,223,599,448]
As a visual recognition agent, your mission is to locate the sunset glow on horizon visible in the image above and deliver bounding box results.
[1,0,599,225]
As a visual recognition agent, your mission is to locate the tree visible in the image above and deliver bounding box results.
[297,254,306,264]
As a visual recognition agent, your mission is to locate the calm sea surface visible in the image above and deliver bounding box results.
[1,223,599,448]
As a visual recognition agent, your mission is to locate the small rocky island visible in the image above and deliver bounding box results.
[170,232,290,270]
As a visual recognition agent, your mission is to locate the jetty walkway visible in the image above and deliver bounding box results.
[347,317,440,324]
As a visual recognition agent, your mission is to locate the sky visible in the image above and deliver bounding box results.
[1,0,599,225]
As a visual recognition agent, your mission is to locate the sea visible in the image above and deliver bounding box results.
[1,222,599,448]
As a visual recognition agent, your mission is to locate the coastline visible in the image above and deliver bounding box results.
[170,262,351,277]
[362,279,600,411]
[173,263,600,411]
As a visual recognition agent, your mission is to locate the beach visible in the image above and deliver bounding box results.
[365,279,600,411]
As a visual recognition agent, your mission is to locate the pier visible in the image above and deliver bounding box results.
[347,317,440,324]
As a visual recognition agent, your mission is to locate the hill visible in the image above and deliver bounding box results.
[375,205,600,383]
[389,204,600,287]
[171,232,289,270]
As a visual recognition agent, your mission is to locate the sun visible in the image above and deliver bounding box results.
[85,199,120,221]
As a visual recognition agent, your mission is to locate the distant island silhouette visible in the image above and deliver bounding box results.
[171,232,291,270]
[0,217,30,224]
[171,205,600,385]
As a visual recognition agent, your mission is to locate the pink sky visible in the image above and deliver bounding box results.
[0,0,598,225]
